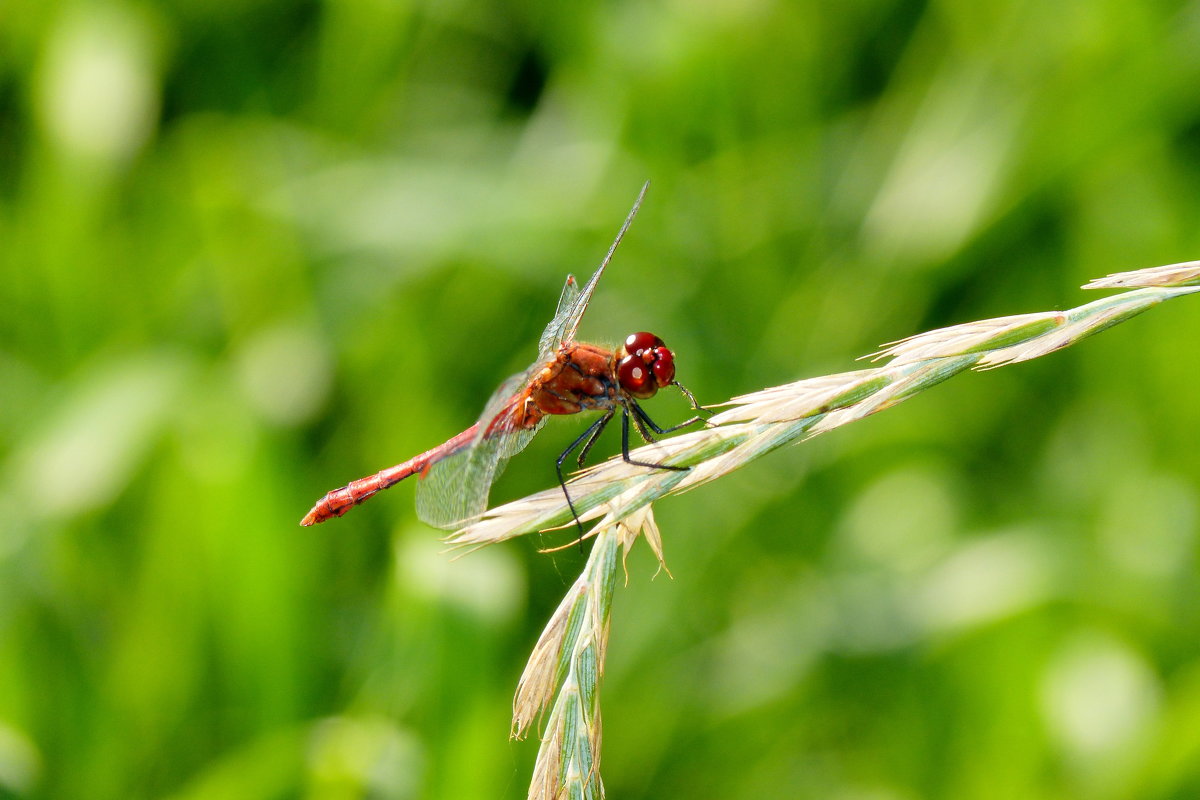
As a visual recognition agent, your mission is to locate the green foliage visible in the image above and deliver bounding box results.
[2,1,1199,798]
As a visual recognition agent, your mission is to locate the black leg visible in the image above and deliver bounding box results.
[576,411,614,468]
[626,403,660,443]
[674,379,706,411]
[557,410,614,540]
[621,406,689,472]
[631,398,705,436]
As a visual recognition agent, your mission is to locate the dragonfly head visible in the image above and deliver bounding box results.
[616,331,676,399]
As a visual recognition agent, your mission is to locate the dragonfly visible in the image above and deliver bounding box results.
[300,182,706,532]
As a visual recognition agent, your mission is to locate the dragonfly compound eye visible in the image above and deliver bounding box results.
[617,353,658,398]
[650,346,676,386]
[624,331,664,356]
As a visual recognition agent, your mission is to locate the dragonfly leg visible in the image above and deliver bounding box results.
[627,402,662,443]
[674,380,714,422]
[575,411,615,468]
[557,410,614,540]
[621,405,689,472]
[630,397,707,436]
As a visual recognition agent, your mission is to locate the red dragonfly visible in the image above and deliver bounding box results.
[300,182,705,530]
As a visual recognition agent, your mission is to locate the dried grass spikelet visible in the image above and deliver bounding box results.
[514,510,658,800]
[1083,259,1200,289]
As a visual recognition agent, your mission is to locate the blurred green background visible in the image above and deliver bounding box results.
[3,0,1200,798]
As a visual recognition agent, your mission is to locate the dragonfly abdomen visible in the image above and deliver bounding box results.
[300,423,480,526]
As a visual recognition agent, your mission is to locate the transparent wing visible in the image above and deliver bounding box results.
[537,273,582,361]
[415,366,548,529]
[536,181,649,358]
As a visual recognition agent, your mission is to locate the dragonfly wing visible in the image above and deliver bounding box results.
[415,423,545,529]
[414,366,548,529]
[555,272,583,318]
[537,273,581,360]
[538,182,650,357]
